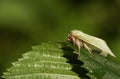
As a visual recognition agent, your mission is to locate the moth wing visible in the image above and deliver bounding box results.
[71,30,116,57]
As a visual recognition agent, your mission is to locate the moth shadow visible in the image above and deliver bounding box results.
[61,43,90,79]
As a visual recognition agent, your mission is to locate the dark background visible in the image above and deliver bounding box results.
[0,0,120,78]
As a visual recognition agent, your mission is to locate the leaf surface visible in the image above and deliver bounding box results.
[2,43,81,79]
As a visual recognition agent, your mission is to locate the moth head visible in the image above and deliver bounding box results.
[67,34,76,43]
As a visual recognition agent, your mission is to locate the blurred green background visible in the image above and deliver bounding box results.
[0,0,120,78]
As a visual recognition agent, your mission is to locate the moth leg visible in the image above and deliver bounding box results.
[67,35,82,58]
[83,43,94,57]
[74,38,82,57]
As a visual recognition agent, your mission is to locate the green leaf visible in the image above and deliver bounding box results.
[2,43,83,79]
[78,49,120,79]
[2,42,120,79]
[61,42,120,79]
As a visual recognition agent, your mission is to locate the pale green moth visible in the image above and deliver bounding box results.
[67,30,116,57]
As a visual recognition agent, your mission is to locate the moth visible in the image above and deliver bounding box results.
[67,30,116,57]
